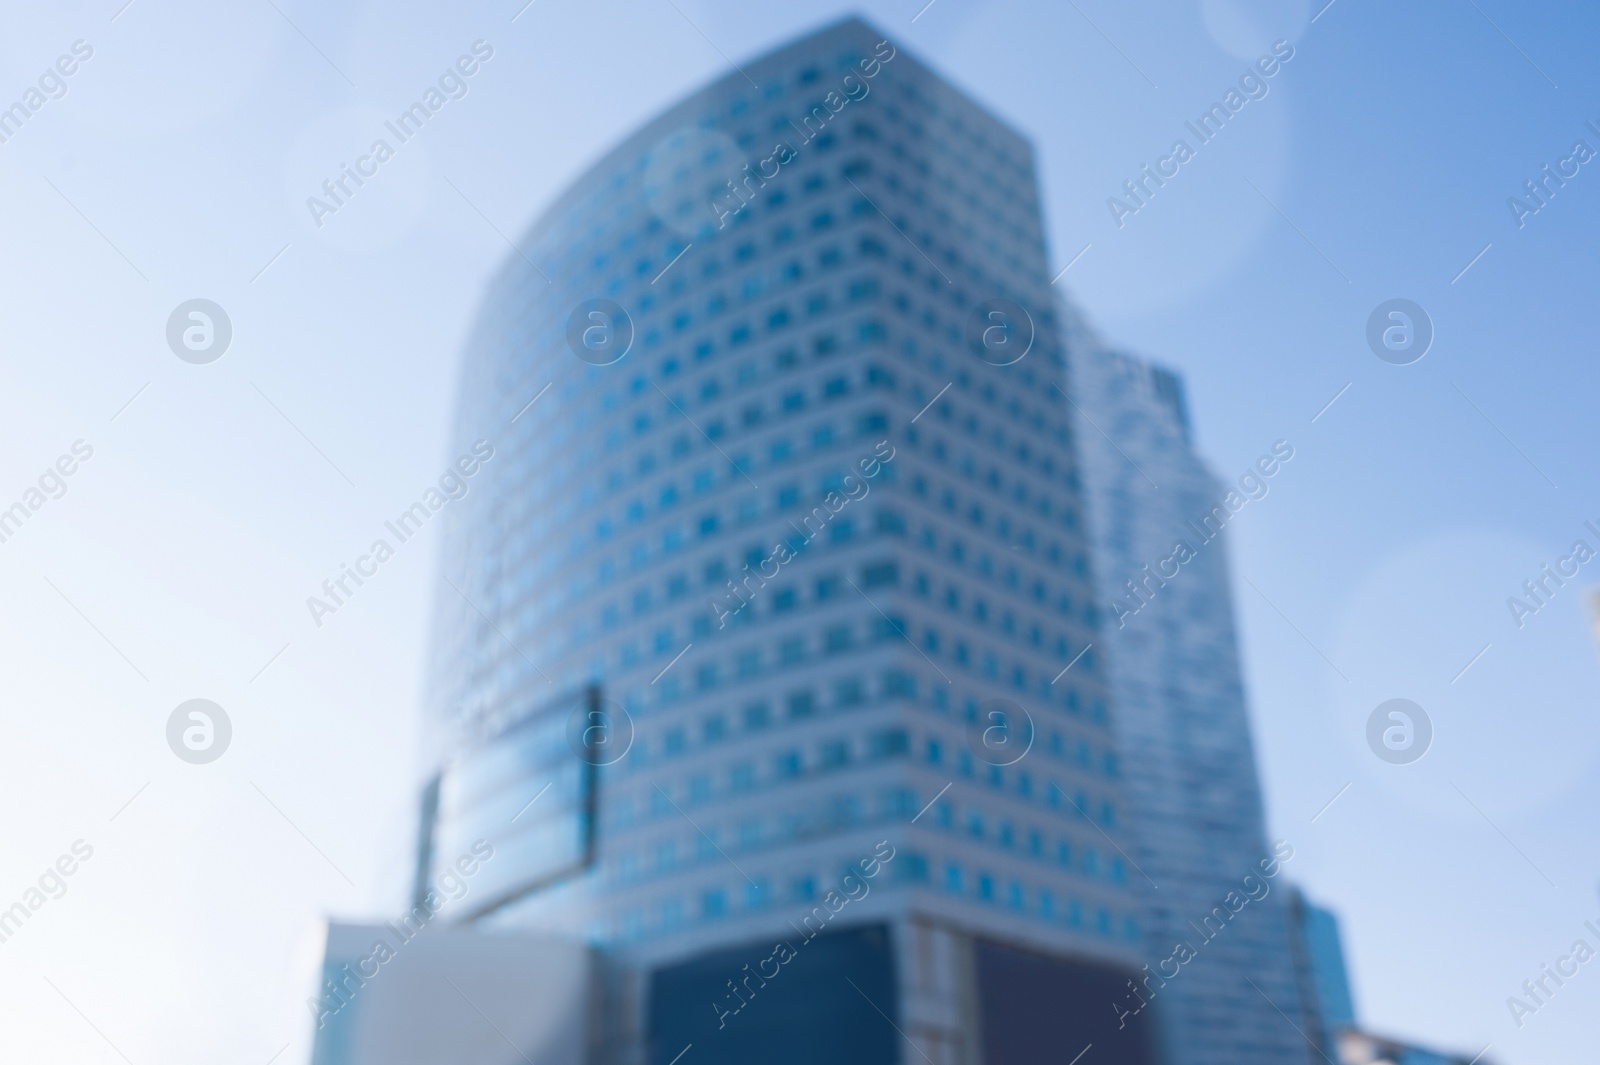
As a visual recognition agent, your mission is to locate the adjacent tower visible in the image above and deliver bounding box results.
[1068,341,1314,1065]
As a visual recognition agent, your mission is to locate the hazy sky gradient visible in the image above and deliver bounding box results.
[1,1,1596,1063]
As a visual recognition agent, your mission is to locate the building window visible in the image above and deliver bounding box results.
[787,690,816,719]
[660,898,684,930]
[872,615,905,641]
[882,670,914,698]
[860,561,897,588]
[825,624,852,652]
[869,728,908,759]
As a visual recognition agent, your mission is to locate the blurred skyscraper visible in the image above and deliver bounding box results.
[1286,886,1358,1046]
[1068,342,1315,1065]
[418,15,1160,1065]
[1278,891,1492,1065]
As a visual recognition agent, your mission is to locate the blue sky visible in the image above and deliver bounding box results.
[0,0,1596,1062]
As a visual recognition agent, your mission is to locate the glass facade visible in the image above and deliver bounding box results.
[1069,342,1314,1065]
[974,937,1158,1065]
[425,14,1152,1061]
[648,923,899,1065]
[428,686,599,918]
[1298,894,1356,1031]
[1287,885,1358,1055]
